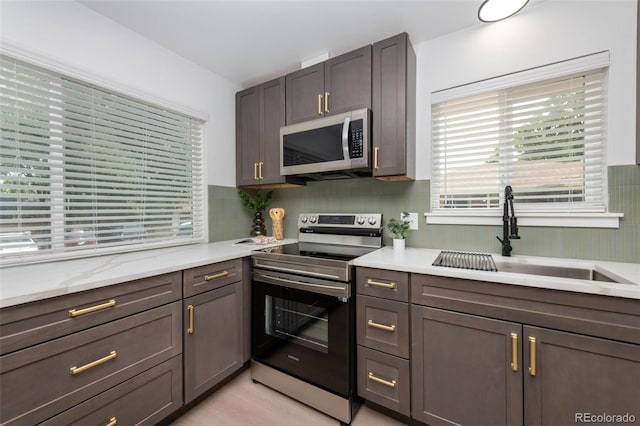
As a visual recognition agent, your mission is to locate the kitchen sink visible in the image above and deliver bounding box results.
[493,261,630,284]
[432,251,631,284]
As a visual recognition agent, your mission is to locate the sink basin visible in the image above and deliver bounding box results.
[493,261,629,284]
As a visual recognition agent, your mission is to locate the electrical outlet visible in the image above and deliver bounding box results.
[401,212,419,230]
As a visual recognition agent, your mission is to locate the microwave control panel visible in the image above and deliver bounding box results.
[349,119,364,159]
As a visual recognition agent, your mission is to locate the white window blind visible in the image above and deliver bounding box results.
[0,54,205,265]
[431,62,607,214]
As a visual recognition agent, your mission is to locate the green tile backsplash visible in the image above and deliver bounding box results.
[209,165,639,263]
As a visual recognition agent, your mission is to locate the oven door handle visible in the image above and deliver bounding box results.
[254,270,349,300]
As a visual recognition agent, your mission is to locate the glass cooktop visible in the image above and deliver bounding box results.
[256,242,378,262]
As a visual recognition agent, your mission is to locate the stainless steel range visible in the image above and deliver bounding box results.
[251,213,382,425]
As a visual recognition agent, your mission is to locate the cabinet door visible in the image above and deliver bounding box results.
[184,282,243,403]
[372,32,415,178]
[324,45,371,117]
[524,326,640,426]
[40,357,182,426]
[286,63,324,124]
[259,77,286,184]
[236,86,261,186]
[412,306,523,426]
[1,302,182,425]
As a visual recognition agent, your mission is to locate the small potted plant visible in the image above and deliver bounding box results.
[386,212,411,250]
[237,189,273,236]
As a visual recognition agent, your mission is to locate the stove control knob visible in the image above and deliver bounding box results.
[368,216,377,226]
[310,216,317,223]
[300,216,308,223]
[357,216,366,225]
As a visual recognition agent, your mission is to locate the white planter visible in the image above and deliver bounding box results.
[393,238,405,250]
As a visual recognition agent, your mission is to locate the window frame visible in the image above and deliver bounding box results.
[1,50,209,266]
[426,51,621,229]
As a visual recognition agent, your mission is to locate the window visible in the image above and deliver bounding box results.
[0,55,205,265]
[430,53,609,221]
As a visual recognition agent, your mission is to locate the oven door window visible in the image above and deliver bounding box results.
[252,281,352,397]
[266,295,329,354]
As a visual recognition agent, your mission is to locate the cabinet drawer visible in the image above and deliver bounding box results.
[357,295,409,358]
[183,259,243,297]
[0,302,182,425]
[0,272,182,355]
[356,268,409,302]
[357,346,410,416]
[41,356,183,426]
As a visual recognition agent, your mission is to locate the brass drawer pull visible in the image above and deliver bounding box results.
[528,336,536,376]
[368,372,396,388]
[511,333,518,372]
[373,146,380,170]
[366,279,396,289]
[106,417,117,426]
[69,299,116,318]
[367,319,396,332]
[70,351,117,375]
[187,305,194,334]
[205,271,229,281]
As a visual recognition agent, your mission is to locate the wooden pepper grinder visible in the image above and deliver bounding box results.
[269,208,285,240]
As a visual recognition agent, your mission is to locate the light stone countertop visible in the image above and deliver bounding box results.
[2,242,638,308]
[0,239,297,308]
[354,247,640,300]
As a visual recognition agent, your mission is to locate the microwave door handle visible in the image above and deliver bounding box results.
[342,116,351,161]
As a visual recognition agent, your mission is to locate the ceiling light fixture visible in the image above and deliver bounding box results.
[478,0,529,23]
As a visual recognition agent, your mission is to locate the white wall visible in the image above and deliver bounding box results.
[0,0,240,187]
[414,0,638,180]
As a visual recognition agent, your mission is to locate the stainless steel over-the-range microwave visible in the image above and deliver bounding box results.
[280,108,370,177]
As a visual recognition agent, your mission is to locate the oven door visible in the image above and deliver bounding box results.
[252,270,353,397]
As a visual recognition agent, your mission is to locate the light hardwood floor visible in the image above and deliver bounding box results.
[171,369,407,426]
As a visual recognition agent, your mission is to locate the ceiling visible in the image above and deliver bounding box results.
[78,0,538,88]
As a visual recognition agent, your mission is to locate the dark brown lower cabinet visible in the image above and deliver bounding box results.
[183,281,243,403]
[411,306,523,426]
[0,302,182,425]
[523,326,640,426]
[411,306,640,426]
[41,356,183,426]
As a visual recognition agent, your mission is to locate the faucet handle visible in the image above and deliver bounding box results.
[510,217,520,239]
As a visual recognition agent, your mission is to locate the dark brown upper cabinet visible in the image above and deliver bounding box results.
[636,4,639,165]
[236,77,295,188]
[286,46,372,124]
[372,33,416,180]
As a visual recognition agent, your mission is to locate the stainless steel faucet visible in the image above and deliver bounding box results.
[496,185,520,256]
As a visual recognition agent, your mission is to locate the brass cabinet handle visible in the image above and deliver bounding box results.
[318,94,323,115]
[187,304,194,334]
[511,333,518,372]
[106,417,117,426]
[373,146,380,170]
[366,278,396,289]
[69,299,116,318]
[367,319,396,332]
[70,351,117,375]
[368,372,396,388]
[205,271,229,281]
[253,162,259,181]
[258,162,264,180]
[528,336,536,376]
[324,91,330,113]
